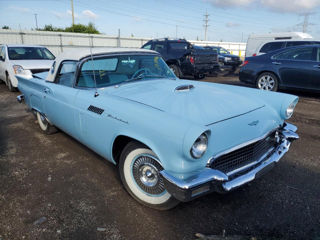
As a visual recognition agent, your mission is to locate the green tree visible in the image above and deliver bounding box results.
[2,26,10,30]
[65,22,99,34]
[40,24,64,32]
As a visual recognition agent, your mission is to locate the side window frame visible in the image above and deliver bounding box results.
[272,47,316,62]
[54,60,78,87]
[142,43,153,50]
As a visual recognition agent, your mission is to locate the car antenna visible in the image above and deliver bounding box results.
[90,47,99,97]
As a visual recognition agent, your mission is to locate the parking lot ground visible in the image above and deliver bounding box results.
[0,76,320,240]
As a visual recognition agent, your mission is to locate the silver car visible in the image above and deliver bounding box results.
[0,44,55,91]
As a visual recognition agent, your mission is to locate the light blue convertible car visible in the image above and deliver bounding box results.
[16,48,299,210]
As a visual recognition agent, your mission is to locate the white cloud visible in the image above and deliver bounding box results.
[82,10,98,19]
[67,10,79,19]
[207,0,320,13]
[52,10,79,19]
[226,22,241,28]
[261,0,320,13]
[9,6,31,13]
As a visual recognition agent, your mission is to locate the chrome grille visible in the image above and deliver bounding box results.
[210,132,277,174]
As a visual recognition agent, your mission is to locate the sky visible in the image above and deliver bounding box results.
[0,0,320,42]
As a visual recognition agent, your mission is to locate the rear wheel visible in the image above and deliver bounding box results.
[36,112,58,135]
[119,141,179,210]
[256,72,278,91]
[169,64,181,78]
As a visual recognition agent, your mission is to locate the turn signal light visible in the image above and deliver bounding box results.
[240,60,249,67]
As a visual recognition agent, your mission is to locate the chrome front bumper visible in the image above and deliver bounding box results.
[160,122,298,202]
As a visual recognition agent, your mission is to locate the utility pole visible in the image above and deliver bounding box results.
[34,13,38,30]
[71,0,75,25]
[203,10,209,41]
[302,13,309,33]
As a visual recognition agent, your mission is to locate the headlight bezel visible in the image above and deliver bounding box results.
[190,133,208,159]
[284,99,298,119]
[13,65,25,74]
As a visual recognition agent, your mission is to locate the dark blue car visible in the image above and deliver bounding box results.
[239,45,320,92]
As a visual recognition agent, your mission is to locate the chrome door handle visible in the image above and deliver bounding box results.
[272,62,282,65]
[313,65,320,68]
[43,88,50,94]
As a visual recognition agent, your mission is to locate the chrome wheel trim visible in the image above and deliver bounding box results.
[132,155,165,195]
[258,75,275,91]
[37,112,48,131]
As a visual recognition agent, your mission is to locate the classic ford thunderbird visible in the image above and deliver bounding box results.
[16,48,299,210]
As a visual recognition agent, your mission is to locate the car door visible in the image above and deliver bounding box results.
[272,47,316,90]
[42,60,79,137]
[310,47,320,91]
[73,56,119,157]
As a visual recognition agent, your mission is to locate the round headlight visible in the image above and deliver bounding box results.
[190,133,208,159]
[285,102,296,119]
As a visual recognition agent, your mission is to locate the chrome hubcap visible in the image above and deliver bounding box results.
[258,75,275,91]
[132,155,165,195]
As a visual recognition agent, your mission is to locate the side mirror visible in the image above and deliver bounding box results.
[0,56,4,61]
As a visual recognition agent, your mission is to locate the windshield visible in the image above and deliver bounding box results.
[8,47,55,60]
[77,54,176,88]
[219,48,230,54]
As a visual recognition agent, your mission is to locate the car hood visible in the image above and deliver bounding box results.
[9,59,53,70]
[109,79,265,126]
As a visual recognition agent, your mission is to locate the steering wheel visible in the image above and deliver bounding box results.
[131,68,152,79]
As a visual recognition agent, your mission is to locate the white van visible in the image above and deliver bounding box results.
[245,32,315,57]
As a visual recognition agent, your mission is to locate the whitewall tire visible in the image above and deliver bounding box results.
[36,112,58,135]
[119,141,179,210]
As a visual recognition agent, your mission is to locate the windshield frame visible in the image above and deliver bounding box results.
[7,46,55,60]
[74,52,176,89]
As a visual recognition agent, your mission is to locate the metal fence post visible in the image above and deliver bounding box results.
[19,32,24,44]
[117,29,121,47]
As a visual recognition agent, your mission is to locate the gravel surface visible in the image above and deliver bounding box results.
[0,76,319,240]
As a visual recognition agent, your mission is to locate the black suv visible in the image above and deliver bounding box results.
[141,39,219,79]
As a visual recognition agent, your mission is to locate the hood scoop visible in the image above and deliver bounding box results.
[175,84,195,92]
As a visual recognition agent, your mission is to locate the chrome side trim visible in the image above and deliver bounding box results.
[17,94,24,103]
[160,168,228,190]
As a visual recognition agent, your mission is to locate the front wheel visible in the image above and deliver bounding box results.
[256,72,278,91]
[6,74,16,92]
[119,141,179,210]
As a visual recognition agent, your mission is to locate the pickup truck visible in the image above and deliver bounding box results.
[141,39,219,79]
[204,46,242,72]
[16,48,299,210]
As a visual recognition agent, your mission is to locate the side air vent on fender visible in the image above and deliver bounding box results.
[88,105,104,115]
